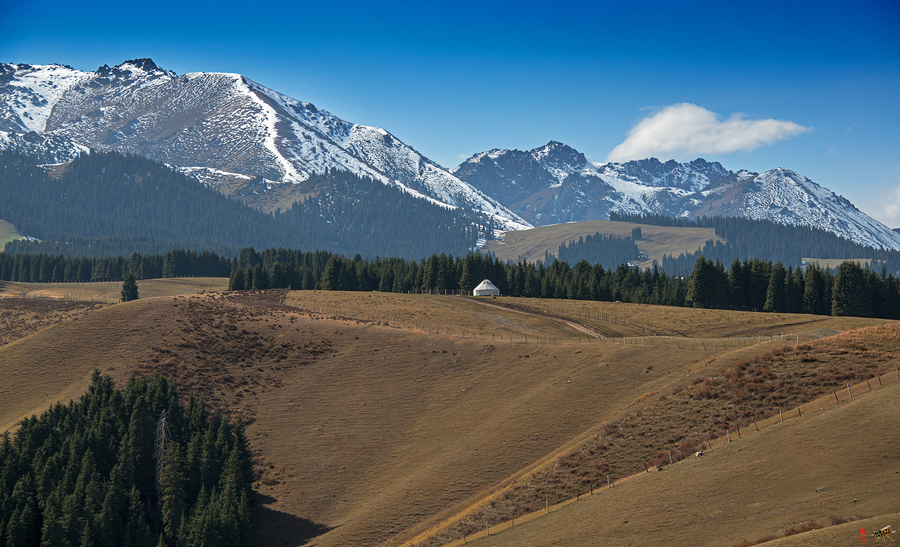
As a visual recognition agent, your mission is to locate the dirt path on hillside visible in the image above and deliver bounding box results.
[461,297,609,340]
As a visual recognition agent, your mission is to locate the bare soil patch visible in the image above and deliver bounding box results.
[0,297,104,346]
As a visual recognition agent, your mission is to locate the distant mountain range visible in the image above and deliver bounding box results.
[452,142,900,250]
[2,58,899,252]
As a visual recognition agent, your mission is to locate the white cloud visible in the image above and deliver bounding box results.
[607,103,810,163]
[874,184,900,228]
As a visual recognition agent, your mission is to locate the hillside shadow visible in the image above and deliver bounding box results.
[253,493,334,547]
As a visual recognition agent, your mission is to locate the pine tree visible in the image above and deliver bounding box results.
[764,262,787,312]
[832,261,872,317]
[159,442,187,546]
[122,272,140,302]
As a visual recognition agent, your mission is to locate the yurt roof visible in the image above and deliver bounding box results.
[474,279,498,291]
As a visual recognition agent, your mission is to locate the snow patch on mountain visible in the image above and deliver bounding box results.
[0,130,88,163]
[243,79,530,229]
[0,64,91,132]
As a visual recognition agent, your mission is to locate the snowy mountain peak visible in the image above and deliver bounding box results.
[455,144,900,250]
[596,157,733,192]
[0,58,530,232]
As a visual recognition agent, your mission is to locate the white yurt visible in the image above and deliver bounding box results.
[472,279,500,297]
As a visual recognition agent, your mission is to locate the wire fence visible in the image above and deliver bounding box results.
[424,366,900,547]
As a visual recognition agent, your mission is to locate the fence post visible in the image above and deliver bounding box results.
[780,410,783,423]
[847,383,852,398]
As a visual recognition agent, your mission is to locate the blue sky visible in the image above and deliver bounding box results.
[2,0,899,225]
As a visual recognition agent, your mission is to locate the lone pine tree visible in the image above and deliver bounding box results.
[121,272,139,302]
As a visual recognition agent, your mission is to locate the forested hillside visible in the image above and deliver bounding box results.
[0,372,254,547]
[556,232,642,268]
[0,149,312,253]
[0,150,483,260]
[276,170,487,258]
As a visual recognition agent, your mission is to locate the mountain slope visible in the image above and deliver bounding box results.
[0,148,486,259]
[455,142,900,250]
[0,63,91,133]
[693,167,900,250]
[0,59,529,232]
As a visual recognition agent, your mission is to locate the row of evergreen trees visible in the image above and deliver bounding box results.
[556,233,641,268]
[686,257,900,318]
[228,251,900,319]
[3,244,899,319]
[0,372,254,547]
[0,250,231,283]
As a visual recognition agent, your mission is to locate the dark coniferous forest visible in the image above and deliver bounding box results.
[0,149,485,260]
[0,372,254,547]
[556,232,642,269]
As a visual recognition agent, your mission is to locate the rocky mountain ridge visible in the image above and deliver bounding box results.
[454,142,900,250]
[2,58,898,250]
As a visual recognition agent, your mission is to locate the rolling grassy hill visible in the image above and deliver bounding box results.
[483,220,880,273]
[449,376,900,547]
[0,287,895,547]
[482,220,722,267]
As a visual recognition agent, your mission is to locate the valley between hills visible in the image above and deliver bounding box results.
[1,281,898,547]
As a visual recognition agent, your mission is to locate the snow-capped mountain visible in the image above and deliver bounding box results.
[455,142,900,250]
[693,168,900,250]
[3,58,898,251]
[453,143,734,225]
[0,59,529,231]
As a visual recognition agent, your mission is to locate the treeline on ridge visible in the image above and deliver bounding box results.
[555,232,642,268]
[0,371,254,547]
[609,212,900,274]
[3,246,899,319]
[0,148,485,260]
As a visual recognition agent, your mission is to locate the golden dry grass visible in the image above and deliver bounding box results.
[803,257,872,269]
[482,220,723,267]
[450,378,900,547]
[289,291,889,341]
[0,298,104,346]
[0,288,893,547]
[0,277,228,302]
[0,218,22,247]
